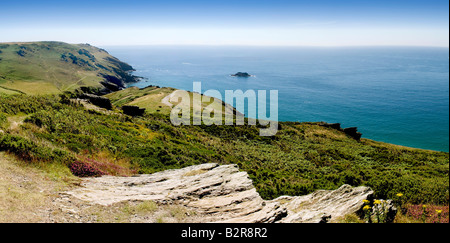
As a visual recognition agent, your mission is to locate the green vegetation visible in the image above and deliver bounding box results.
[105,85,175,113]
[105,85,233,116]
[0,92,448,205]
[0,42,136,94]
[0,112,6,129]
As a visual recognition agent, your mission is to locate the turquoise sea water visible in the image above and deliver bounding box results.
[105,46,449,152]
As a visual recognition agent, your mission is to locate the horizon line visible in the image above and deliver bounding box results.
[100,44,450,48]
[1,41,449,49]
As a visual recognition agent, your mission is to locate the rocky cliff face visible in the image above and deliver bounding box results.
[65,163,373,223]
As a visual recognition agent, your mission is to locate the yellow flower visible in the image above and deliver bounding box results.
[436,210,442,214]
[422,205,427,208]
[374,200,382,205]
[363,205,371,211]
[363,200,370,204]
[396,193,403,197]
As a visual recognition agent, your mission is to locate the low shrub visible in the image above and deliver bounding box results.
[0,133,74,164]
[68,160,105,177]
[0,112,7,129]
[405,204,449,223]
[1,93,447,204]
[0,94,61,115]
[78,155,136,176]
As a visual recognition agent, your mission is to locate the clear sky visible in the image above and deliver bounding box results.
[1,0,449,47]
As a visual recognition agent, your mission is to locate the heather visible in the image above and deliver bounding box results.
[69,160,105,177]
[405,204,449,223]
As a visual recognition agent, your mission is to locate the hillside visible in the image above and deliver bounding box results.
[0,42,140,95]
[105,85,240,117]
[0,43,448,222]
[1,93,448,204]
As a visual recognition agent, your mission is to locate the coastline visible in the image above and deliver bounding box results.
[112,45,448,152]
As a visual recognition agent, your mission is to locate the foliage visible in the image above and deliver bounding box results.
[0,94,61,115]
[69,160,105,177]
[405,204,449,223]
[76,154,136,176]
[0,112,7,129]
[0,92,448,205]
[0,133,74,164]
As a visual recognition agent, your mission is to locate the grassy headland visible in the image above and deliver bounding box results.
[0,41,140,94]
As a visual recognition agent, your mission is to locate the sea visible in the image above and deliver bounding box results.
[104,46,449,152]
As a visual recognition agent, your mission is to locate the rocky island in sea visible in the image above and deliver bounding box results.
[231,72,252,77]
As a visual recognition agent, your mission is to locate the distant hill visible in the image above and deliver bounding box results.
[0,41,139,95]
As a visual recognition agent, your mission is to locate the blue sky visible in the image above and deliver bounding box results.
[1,0,448,46]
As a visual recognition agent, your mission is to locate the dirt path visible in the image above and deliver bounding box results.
[0,152,204,223]
[0,152,65,222]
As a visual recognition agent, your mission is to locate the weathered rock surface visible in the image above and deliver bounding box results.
[80,93,113,110]
[65,163,373,223]
[273,184,374,223]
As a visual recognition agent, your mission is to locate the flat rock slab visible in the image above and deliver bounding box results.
[273,184,373,223]
[65,163,373,223]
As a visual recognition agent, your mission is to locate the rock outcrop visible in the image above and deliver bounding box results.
[343,127,362,140]
[122,105,146,117]
[320,122,363,141]
[319,122,341,130]
[273,184,373,223]
[80,93,113,110]
[231,72,251,77]
[65,163,373,223]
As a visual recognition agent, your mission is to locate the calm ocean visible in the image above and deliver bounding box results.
[105,46,449,152]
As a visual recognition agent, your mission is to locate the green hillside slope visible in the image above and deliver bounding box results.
[0,93,448,205]
[0,41,139,94]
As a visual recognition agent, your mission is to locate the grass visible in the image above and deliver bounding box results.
[105,86,176,114]
[0,112,7,129]
[128,88,177,114]
[105,85,235,118]
[0,42,136,94]
[0,86,22,95]
[0,151,77,222]
[0,81,61,95]
[339,204,449,223]
[0,92,448,206]
[402,204,449,223]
